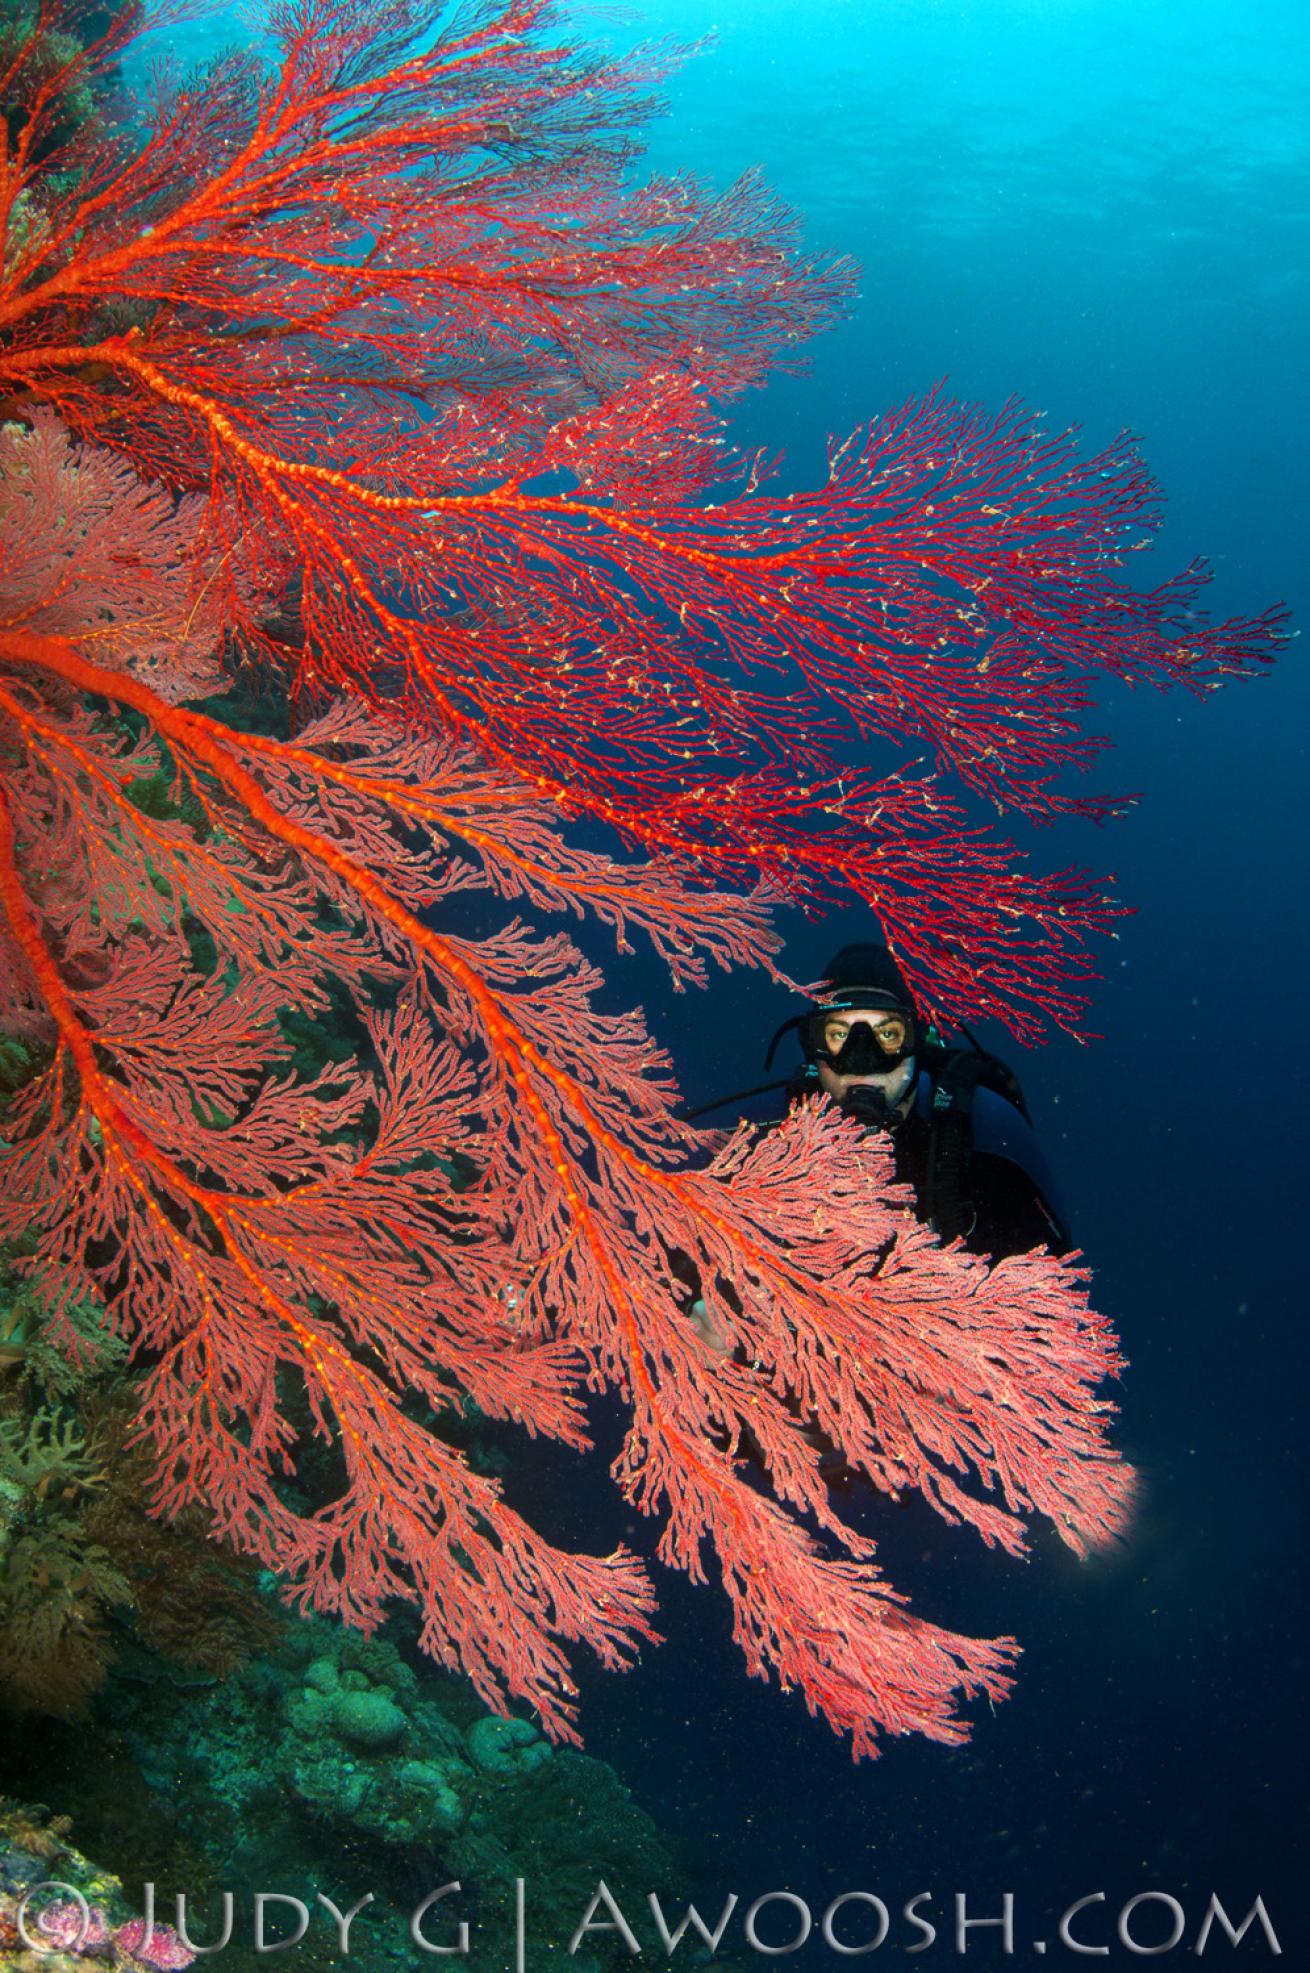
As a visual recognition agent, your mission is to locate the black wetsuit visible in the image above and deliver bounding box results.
[876,1067,1071,1260]
[722,1061,1072,1263]
[673,1059,1072,1480]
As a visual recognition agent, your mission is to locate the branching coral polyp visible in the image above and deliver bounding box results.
[0,0,1284,1750]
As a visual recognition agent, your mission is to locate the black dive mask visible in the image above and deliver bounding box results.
[815,1020,901,1075]
[763,987,918,1080]
[806,1002,916,1075]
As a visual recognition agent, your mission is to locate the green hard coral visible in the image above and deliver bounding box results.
[92,1616,677,1970]
[286,1642,472,1841]
[279,1630,676,1968]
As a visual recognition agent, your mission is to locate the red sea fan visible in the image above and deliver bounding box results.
[0,0,1287,1034]
[0,0,1282,1750]
[0,413,228,700]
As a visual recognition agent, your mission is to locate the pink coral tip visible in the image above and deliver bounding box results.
[33,1899,112,1950]
[114,1916,196,1968]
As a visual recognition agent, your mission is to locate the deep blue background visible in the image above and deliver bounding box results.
[118,0,1308,1956]
[551,0,1308,1961]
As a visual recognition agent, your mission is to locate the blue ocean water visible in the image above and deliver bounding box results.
[9,0,1305,1961]
[552,0,1309,1959]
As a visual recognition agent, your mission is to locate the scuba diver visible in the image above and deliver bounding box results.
[686,941,1072,1262]
[675,941,1074,1478]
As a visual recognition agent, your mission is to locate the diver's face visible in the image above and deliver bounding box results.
[816,1013,916,1117]
[819,1011,909,1060]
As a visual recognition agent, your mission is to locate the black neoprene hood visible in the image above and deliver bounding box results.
[763,942,920,1075]
[815,943,918,1018]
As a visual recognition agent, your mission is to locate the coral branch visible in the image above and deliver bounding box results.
[1,614,1132,1746]
[0,0,1260,1752]
[0,0,1286,1035]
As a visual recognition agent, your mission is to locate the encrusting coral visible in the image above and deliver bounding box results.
[0,1794,195,1969]
[101,1618,679,1973]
